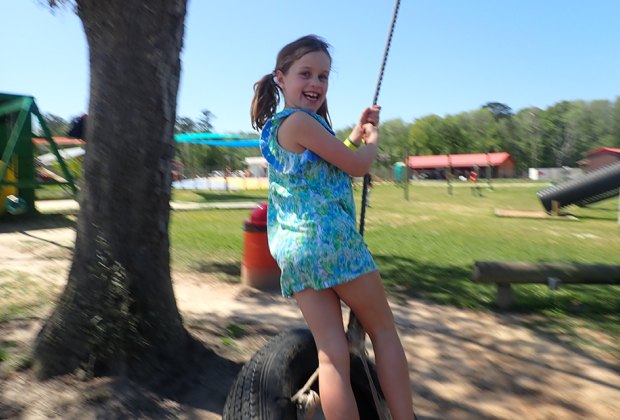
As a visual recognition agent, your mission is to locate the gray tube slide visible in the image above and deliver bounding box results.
[537,162,620,212]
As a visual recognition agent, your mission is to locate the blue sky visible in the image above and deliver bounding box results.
[1,1,619,133]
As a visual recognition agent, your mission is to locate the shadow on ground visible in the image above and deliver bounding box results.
[0,213,76,234]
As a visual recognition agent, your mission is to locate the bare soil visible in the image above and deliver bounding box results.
[0,216,618,419]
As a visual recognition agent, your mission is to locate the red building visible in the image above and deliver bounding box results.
[578,148,620,172]
[407,152,515,179]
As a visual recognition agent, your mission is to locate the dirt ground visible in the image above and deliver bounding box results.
[1,216,619,419]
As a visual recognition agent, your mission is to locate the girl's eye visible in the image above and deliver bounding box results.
[300,71,311,78]
[319,74,328,82]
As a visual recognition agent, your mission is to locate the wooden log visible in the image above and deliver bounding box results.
[472,261,620,285]
[551,200,560,216]
[496,283,513,309]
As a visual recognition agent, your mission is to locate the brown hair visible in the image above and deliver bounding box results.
[251,35,332,130]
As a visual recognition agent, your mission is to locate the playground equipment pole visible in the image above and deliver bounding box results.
[1,93,78,216]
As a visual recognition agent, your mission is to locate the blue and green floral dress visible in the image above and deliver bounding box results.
[260,108,378,298]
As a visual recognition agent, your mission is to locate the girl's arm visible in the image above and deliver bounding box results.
[278,108,380,177]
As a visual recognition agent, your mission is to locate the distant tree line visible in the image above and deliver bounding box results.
[41,97,620,177]
[337,98,620,175]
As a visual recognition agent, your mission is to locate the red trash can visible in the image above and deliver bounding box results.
[241,202,281,290]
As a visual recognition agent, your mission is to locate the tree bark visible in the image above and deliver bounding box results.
[33,0,190,382]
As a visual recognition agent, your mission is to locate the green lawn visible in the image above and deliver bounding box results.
[173,189,267,203]
[170,181,620,358]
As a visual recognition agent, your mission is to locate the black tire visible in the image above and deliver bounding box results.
[223,328,389,420]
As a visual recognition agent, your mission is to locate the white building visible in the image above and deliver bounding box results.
[244,156,268,177]
[528,167,583,181]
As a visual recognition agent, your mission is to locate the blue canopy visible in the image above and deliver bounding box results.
[174,132,259,147]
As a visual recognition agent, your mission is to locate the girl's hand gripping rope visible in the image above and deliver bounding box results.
[362,122,379,146]
[349,105,381,147]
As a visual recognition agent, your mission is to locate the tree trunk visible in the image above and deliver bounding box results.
[33,0,190,382]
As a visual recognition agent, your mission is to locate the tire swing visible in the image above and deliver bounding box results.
[222,329,388,419]
[223,2,403,418]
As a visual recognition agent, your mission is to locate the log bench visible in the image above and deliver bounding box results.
[472,261,620,309]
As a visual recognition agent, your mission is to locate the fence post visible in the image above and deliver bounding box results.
[404,149,410,201]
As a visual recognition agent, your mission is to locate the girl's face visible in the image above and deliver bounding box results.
[276,51,330,113]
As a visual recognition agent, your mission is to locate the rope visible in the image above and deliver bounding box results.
[359,0,401,235]
[291,369,319,404]
[353,3,402,418]
[372,0,401,107]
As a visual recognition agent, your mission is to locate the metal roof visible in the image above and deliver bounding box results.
[407,152,513,169]
[584,147,620,156]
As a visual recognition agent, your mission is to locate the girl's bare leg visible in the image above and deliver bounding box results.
[334,271,415,420]
[295,287,360,420]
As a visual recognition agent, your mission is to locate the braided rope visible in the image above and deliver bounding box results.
[353,2,402,418]
[372,0,401,107]
[359,0,401,235]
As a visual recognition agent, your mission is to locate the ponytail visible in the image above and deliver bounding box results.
[251,73,280,131]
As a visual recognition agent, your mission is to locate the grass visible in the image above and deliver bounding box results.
[171,208,250,278]
[220,322,247,349]
[169,181,620,359]
[0,273,51,374]
[35,184,76,200]
[172,189,267,203]
[0,272,55,322]
[365,184,619,345]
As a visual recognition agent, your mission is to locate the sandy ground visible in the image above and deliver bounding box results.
[0,217,619,419]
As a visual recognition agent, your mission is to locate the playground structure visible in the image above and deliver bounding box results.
[0,93,77,216]
[537,161,620,213]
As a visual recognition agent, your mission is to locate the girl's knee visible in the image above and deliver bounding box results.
[366,323,400,346]
[316,337,350,369]
[355,307,397,339]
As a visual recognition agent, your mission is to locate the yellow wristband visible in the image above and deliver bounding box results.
[344,136,360,150]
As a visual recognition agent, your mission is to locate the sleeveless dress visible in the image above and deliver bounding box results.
[260,108,378,298]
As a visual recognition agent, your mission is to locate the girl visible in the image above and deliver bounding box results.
[251,34,414,420]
